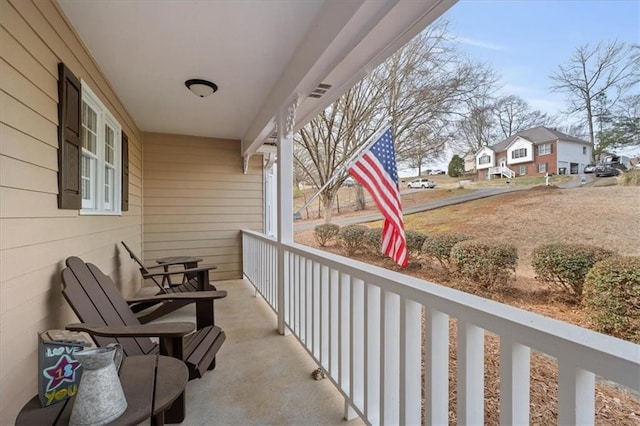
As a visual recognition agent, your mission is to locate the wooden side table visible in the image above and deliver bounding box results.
[156,256,202,287]
[16,355,188,426]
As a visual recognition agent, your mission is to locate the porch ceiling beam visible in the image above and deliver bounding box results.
[241,0,457,158]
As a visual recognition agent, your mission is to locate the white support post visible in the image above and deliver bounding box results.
[558,361,595,425]
[499,339,530,425]
[425,309,449,425]
[457,321,485,425]
[276,97,297,335]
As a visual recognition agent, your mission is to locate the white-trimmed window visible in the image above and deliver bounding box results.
[479,154,491,165]
[537,144,551,155]
[512,148,527,159]
[81,83,121,214]
[537,163,548,173]
[518,165,528,175]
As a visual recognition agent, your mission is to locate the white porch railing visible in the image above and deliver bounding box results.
[488,166,515,179]
[242,230,639,425]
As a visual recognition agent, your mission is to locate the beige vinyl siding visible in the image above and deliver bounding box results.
[143,133,263,280]
[0,1,143,422]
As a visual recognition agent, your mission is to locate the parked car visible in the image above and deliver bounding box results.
[407,178,436,189]
[594,161,626,177]
[429,169,446,175]
[583,163,597,173]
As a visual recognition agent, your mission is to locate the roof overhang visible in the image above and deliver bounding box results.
[56,0,456,158]
[242,0,457,157]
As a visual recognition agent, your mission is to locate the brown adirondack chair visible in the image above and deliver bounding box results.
[121,241,218,322]
[61,256,227,421]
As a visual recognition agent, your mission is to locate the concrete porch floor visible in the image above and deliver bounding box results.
[151,277,365,425]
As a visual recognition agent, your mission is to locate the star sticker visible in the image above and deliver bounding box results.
[42,354,81,392]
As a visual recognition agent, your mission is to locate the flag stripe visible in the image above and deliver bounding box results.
[349,156,404,231]
[347,127,407,267]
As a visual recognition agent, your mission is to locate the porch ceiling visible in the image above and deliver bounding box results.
[57,0,455,156]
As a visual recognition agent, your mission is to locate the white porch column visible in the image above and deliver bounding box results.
[276,97,297,335]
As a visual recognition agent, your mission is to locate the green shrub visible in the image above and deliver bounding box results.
[363,228,383,257]
[404,230,427,260]
[451,240,518,288]
[314,223,340,247]
[583,256,640,343]
[339,225,369,256]
[421,233,472,269]
[532,243,615,300]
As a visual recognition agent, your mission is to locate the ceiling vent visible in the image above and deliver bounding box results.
[308,83,332,99]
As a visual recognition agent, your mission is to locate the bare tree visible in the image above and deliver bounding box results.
[596,93,640,157]
[295,20,496,220]
[451,59,501,153]
[294,80,385,223]
[402,125,449,176]
[373,22,496,169]
[493,95,557,138]
[456,97,498,152]
[550,41,639,155]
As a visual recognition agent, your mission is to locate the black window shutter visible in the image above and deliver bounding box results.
[121,131,129,211]
[550,143,554,153]
[57,63,82,209]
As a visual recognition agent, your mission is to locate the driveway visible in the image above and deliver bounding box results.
[294,186,524,231]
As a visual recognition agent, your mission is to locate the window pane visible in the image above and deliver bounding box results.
[82,101,98,153]
[81,155,91,200]
[104,166,114,210]
[81,155,96,209]
[105,125,115,165]
[104,168,111,203]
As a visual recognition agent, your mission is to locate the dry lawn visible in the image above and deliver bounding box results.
[294,183,640,425]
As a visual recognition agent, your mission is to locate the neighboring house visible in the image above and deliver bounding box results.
[463,151,476,175]
[474,126,592,180]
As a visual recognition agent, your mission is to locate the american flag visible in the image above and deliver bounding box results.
[348,128,408,267]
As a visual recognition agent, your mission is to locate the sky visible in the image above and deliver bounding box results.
[403,0,639,174]
[445,0,639,116]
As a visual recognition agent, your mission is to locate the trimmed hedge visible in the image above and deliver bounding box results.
[532,243,615,300]
[405,230,427,260]
[451,240,518,288]
[339,224,369,256]
[364,228,383,257]
[583,256,640,343]
[314,223,340,247]
[421,233,472,269]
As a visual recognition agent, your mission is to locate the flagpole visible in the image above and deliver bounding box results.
[295,124,391,216]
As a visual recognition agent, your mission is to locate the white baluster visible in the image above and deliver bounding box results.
[558,361,595,425]
[425,308,449,425]
[499,338,530,425]
[400,299,421,426]
[381,291,400,425]
[457,321,484,425]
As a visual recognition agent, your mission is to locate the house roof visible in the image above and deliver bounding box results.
[56,0,454,157]
[487,126,589,153]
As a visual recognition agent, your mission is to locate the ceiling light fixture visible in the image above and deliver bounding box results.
[185,79,218,97]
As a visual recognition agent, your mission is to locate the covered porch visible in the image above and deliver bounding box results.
[158,277,364,425]
[1,0,638,424]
